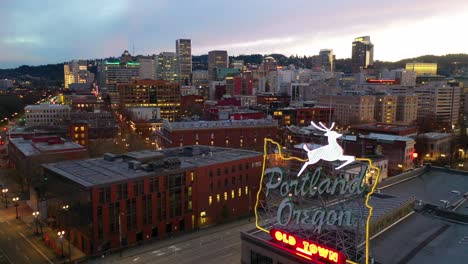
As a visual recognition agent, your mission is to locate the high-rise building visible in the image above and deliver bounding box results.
[137,55,157,80]
[396,95,418,125]
[176,39,192,85]
[157,52,178,82]
[119,80,181,121]
[351,36,374,73]
[318,95,376,125]
[98,59,140,105]
[374,95,397,123]
[319,49,335,72]
[64,60,94,89]
[208,50,228,81]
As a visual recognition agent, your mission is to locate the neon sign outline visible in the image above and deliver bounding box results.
[255,138,381,264]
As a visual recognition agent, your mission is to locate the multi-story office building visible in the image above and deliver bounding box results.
[24,104,70,127]
[351,36,374,73]
[208,50,228,81]
[156,52,178,82]
[319,49,335,72]
[176,39,192,85]
[414,81,461,127]
[137,55,157,80]
[318,95,376,125]
[405,63,437,76]
[374,95,397,124]
[64,60,94,89]
[119,80,181,121]
[40,146,262,254]
[396,95,418,125]
[98,57,140,104]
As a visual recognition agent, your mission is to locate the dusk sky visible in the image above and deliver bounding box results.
[1,0,468,68]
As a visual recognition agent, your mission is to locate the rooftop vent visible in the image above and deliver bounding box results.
[103,153,120,162]
[128,160,142,170]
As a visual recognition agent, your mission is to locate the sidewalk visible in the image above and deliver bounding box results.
[21,206,86,263]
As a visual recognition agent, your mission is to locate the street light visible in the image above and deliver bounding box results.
[62,204,72,263]
[2,188,8,208]
[12,197,19,219]
[58,230,65,257]
[32,211,40,235]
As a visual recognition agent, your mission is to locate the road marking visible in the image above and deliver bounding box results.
[24,254,30,260]
[157,253,165,256]
[19,232,53,264]
[0,247,14,264]
[133,256,140,261]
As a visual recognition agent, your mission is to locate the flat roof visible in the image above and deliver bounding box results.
[418,132,451,140]
[362,133,414,142]
[9,137,85,157]
[42,146,262,188]
[164,119,277,131]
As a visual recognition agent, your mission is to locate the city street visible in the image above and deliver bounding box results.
[0,218,55,264]
[91,219,256,264]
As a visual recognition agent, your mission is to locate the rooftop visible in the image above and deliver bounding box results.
[42,145,262,188]
[362,133,415,142]
[9,136,86,157]
[164,118,277,131]
[418,132,452,140]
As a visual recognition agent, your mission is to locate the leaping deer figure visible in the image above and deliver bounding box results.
[297,121,355,176]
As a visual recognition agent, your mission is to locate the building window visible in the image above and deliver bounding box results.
[217,168,221,176]
[232,177,236,185]
[224,192,227,201]
[210,183,213,192]
[190,172,195,182]
[232,165,236,173]
[238,188,242,197]
[245,186,249,195]
[209,170,213,178]
[231,190,235,199]
[216,194,220,203]
[209,196,212,206]
[250,250,272,264]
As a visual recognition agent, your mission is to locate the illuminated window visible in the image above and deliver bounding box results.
[231,190,235,199]
[216,194,220,203]
[74,134,79,139]
[200,211,206,217]
[74,127,78,132]
[188,186,192,196]
[211,140,214,146]
[81,133,85,138]
[209,196,212,205]
[190,172,194,182]
[188,201,192,210]
[238,188,242,197]
[245,186,249,195]
[80,126,85,132]
[224,192,227,201]
[81,140,85,145]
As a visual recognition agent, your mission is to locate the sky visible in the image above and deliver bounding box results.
[1,0,468,68]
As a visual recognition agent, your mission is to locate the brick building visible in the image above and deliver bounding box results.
[156,119,278,151]
[41,146,262,254]
[272,107,333,126]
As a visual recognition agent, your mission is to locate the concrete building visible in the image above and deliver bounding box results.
[0,79,13,90]
[396,95,418,125]
[137,55,157,80]
[176,39,192,85]
[69,111,119,141]
[414,81,461,127]
[64,60,94,89]
[416,132,453,161]
[374,94,397,123]
[208,50,228,81]
[25,104,70,128]
[351,36,374,73]
[127,107,161,121]
[405,63,437,76]
[318,95,376,126]
[98,58,140,104]
[119,80,181,121]
[156,52,178,82]
[40,146,262,254]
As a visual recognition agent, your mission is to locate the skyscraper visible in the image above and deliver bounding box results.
[208,50,228,81]
[137,55,157,80]
[156,52,178,82]
[318,49,335,72]
[176,39,192,85]
[351,36,374,73]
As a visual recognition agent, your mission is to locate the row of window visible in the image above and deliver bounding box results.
[208,186,249,205]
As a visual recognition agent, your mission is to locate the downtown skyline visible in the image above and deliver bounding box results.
[1,0,468,68]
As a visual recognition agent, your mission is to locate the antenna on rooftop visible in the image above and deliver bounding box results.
[132,43,135,56]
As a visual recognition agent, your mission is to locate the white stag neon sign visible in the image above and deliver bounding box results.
[297,121,355,176]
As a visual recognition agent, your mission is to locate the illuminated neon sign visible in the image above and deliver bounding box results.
[255,121,381,264]
[270,228,346,264]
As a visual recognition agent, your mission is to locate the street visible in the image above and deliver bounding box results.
[0,219,54,264]
[91,219,256,264]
